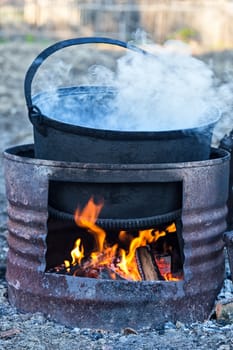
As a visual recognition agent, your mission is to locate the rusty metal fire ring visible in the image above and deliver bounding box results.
[48,205,181,230]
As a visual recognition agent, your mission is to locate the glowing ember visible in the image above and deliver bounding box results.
[64,197,183,281]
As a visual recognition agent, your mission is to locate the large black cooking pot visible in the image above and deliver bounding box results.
[24,37,219,164]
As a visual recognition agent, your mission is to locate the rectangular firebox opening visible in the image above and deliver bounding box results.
[45,180,184,282]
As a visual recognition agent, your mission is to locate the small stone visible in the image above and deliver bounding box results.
[164,321,176,329]
[0,328,21,339]
[90,332,103,341]
[122,327,138,335]
[218,345,231,350]
[215,300,233,323]
[176,321,185,329]
[80,329,90,336]
[73,327,81,333]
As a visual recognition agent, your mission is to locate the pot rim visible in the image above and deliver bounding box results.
[31,85,221,140]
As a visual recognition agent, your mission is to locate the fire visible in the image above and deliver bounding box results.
[71,238,84,265]
[64,197,183,281]
[74,197,105,252]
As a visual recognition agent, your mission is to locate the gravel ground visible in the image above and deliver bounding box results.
[1,41,233,349]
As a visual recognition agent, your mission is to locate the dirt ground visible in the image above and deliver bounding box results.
[1,40,233,349]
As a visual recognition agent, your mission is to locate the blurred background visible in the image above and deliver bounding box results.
[1,0,233,53]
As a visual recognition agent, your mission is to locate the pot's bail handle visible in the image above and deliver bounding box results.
[223,231,233,281]
[24,37,148,127]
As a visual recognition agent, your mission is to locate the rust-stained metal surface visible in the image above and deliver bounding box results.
[3,144,230,331]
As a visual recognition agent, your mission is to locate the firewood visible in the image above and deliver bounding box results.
[98,267,126,280]
[136,246,163,281]
[215,299,233,323]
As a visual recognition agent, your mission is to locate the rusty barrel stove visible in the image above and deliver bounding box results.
[4,145,230,330]
[3,37,231,330]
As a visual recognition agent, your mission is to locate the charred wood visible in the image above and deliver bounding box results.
[136,246,164,281]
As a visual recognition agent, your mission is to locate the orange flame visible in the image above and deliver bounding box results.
[71,238,84,265]
[66,197,183,281]
[74,197,105,252]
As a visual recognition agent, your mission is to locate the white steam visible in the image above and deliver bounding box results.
[33,38,231,141]
[92,50,219,131]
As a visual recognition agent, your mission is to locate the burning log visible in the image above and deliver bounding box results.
[47,261,125,280]
[98,267,126,280]
[47,199,184,281]
[136,246,164,281]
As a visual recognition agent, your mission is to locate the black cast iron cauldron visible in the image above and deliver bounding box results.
[24,37,220,164]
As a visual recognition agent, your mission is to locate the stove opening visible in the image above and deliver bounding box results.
[46,181,184,281]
